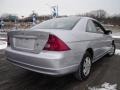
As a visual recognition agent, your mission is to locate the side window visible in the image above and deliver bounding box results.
[92,21,105,34]
[86,20,105,34]
[86,20,97,33]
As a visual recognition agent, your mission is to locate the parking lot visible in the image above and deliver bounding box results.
[0,30,120,90]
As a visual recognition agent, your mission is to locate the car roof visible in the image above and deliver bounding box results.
[57,16,99,23]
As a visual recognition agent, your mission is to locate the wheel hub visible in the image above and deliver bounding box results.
[83,57,91,76]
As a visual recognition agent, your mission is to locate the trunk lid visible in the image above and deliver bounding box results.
[8,30,49,53]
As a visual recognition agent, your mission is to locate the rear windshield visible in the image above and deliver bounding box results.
[31,17,80,30]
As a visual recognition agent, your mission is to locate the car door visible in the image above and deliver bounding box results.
[92,20,112,54]
[86,20,108,60]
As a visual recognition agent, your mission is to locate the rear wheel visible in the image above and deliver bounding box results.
[108,42,116,56]
[74,51,92,80]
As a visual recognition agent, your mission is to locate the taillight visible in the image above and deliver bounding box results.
[7,34,10,46]
[43,34,70,51]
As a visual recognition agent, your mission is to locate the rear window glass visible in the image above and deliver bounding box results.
[31,17,80,30]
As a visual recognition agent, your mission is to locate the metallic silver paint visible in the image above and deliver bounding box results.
[5,17,113,76]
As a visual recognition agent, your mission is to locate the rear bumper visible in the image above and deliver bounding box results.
[7,58,78,76]
[6,47,79,76]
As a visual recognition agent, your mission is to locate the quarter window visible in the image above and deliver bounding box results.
[92,20,105,34]
[86,20,97,33]
[86,20,105,34]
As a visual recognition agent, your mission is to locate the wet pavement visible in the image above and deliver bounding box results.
[0,47,120,90]
[0,29,120,90]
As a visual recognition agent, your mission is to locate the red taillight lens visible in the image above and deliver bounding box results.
[43,35,70,51]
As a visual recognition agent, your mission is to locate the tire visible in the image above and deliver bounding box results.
[74,51,92,80]
[107,42,116,56]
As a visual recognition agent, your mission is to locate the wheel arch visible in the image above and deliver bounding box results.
[86,48,94,59]
[112,40,115,44]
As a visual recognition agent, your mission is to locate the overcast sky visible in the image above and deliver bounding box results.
[0,0,120,17]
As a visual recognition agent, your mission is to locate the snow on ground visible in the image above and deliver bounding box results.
[0,37,6,40]
[0,41,7,50]
[112,32,120,39]
[88,82,117,90]
[112,36,120,39]
[115,49,120,55]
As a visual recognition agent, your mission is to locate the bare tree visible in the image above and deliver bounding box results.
[81,10,107,19]
[0,13,18,22]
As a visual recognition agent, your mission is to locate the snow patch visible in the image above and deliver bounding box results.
[0,38,6,40]
[88,82,117,90]
[0,41,7,50]
[112,36,120,39]
[115,49,120,55]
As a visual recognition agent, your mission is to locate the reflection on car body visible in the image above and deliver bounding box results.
[6,16,115,80]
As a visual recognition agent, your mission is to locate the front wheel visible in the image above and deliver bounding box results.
[74,51,92,80]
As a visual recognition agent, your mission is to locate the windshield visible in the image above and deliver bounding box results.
[31,17,80,30]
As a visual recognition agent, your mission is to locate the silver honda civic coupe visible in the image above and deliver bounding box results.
[6,16,115,80]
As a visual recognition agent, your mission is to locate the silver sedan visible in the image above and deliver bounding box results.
[6,16,115,80]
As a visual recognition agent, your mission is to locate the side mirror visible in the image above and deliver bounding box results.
[105,30,112,35]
